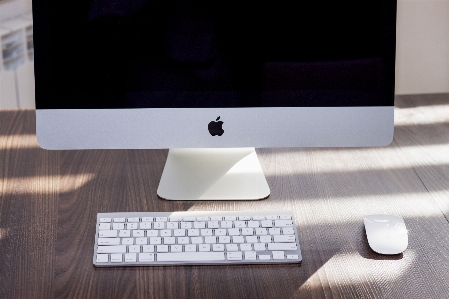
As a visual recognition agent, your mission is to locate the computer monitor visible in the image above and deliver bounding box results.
[33,0,396,200]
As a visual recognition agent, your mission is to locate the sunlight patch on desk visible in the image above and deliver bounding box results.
[298,250,416,293]
[0,228,8,240]
[0,134,39,149]
[0,174,96,195]
[260,144,449,174]
[396,103,449,124]
[395,105,449,126]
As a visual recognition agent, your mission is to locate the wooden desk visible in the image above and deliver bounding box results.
[1,94,449,298]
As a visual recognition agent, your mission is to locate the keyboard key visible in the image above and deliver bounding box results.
[169,216,182,222]
[212,244,224,251]
[287,255,299,260]
[122,238,134,245]
[98,230,118,238]
[218,236,230,244]
[177,237,189,244]
[272,251,285,260]
[268,228,281,235]
[160,230,172,237]
[239,216,251,221]
[266,215,278,220]
[194,222,206,229]
[153,222,165,229]
[163,237,176,244]
[174,229,186,236]
[221,221,233,228]
[234,221,246,228]
[197,216,208,221]
[157,252,225,262]
[167,222,179,229]
[226,244,239,251]
[214,229,227,236]
[135,237,147,245]
[274,235,296,243]
[100,218,111,222]
[261,220,273,228]
[210,216,222,221]
[127,217,140,222]
[142,245,154,252]
[98,238,121,245]
[96,254,109,263]
[185,244,197,252]
[253,216,265,220]
[191,237,203,244]
[125,253,137,262]
[199,244,211,252]
[255,228,267,235]
[268,243,297,251]
[247,221,260,228]
[244,251,257,260]
[258,254,271,260]
[133,230,145,237]
[146,230,158,237]
[225,216,237,221]
[149,237,162,245]
[97,245,126,253]
[114,218,125,222]
[112,223,125,230]
[184,216,196,222]
[180,222,192,229]
[171,245,183,252]
[127,223,138,230]
[129,245,141,253]
[139,253,155,262]
[207,221,219,229]
[227,252,242,261]
[228,228,240,236]
[253,243,266,251]
[282,227,295,235]
[157,245,169,252]
[246,236,258,243]
[99,223,111,230]
[259,235,272,243]
[274,220,294,227]
[156,217,167,222]
[240,243,252,251]
[118,230,131,237]
[280,215,292,220]
[201,229,213,236]
[142,217,153,222]
[110,254,122,262]
[140,222,152,229]
[205,236,217,244]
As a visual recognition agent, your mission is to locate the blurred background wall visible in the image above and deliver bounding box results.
[0,0,448,109]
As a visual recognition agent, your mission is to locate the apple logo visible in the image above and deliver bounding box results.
[208,116,224,136]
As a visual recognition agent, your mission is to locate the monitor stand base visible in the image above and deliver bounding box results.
[157,148,270,201]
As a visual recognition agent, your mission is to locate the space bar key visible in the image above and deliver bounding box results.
[157,252,225,262]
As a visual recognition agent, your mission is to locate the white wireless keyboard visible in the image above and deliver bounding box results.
[93,210,302,266]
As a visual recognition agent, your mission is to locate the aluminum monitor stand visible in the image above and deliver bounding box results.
[157,148,270,200]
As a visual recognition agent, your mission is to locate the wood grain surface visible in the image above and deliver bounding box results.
[1,94,449,299]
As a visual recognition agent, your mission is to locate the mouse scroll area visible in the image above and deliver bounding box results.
[363,214,408,255]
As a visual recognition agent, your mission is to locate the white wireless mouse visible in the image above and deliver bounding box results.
[363,214,408,255]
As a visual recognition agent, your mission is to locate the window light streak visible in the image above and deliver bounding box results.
[0,174,96,195]
[0,134,39,149]
[395,105,449,126]
[297,250,416,292]
[0,228,8,240]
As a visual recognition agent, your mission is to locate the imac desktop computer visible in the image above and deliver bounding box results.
[33,0,396,201]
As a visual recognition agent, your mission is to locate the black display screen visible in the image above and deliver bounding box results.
[34,0,396,109]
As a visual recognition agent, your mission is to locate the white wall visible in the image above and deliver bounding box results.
[395,0,449,94]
